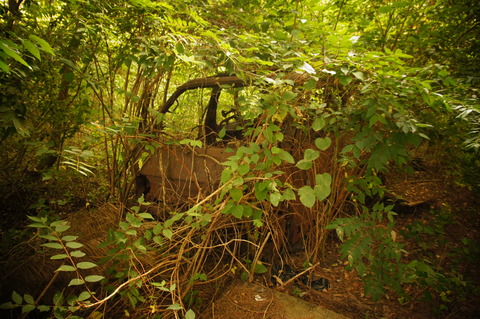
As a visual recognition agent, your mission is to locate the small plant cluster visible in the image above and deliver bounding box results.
[327,203,471,310]
[0,216,104,318]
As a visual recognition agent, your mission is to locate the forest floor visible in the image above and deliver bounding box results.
[201,154,480,319]
[1,149,479,319]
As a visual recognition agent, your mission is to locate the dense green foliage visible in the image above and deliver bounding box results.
[1,0,478,318]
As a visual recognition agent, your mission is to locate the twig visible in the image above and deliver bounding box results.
[280,262,320,287]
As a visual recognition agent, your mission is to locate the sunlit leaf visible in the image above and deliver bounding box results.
[76,262,97,270]
[68,278,85,286]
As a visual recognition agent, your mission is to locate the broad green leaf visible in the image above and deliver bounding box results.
[153,236,163,245]
[138,212,154,219]
[76,262,97,270]
[70,250,86,258]
[37,305,50,312]
[24,294,34,304]
[0,41,30,68]
[230,205,244,219]
[283,188,296,201]
[314,184,331,201]
[42,242,63,249]
[85,275,105,283]
[304,149,320,161]
[22,40,41,60]
[51,254,68,260]
[278,150,295,164]
[254,262,268,274]
[281,91,297,101]
[61,235,79,242]
[316,173,332,187]
[0,58,10,73]
[237,164,250,176]
[298,186,316,208]
[315,137,332,151]
[296,159,312,170]
[163,228,173,239]
[269,192,281,207]
[167,303,183,310]
[353,71,365,80]
[153,223,163,235]
[77,291,91,302]
[68,278,85,286]
[56,265,76,272]
[22,304,35,314]
[311,118,325,131]
[230,188,243,202]
[40,235,58,241]
[66,242,83,249]
[339,75,352,86]
[27,222,47,228]
[12,291,22,304]
[185,309,196,319]
[29,35,55,55]
[27,216,43,223]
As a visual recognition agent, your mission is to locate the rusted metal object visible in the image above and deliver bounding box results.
[138,75,251,203]
[139,144,231,203]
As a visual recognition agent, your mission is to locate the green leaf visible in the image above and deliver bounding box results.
[37,305,50,312]
[185,309,196,319]
[269,192,281,207]
[77,291,91,302]
[54,225,71,233]
[68,278,85,286]
[24,294,35,304]
[283,188,296,201]
[298,186,316,208]
[51,254,68,260]
[153,223,163,235]
[56,265,76,272]
[61,235,79,242]
[237,164,250,176]
[12,291,22,305]
[312,118,325,131]
[339,75,352,86]
[29,35,55,55]
[315,137,332,151]
[42,242,63,249]
[163,228,173,239]
[281,91,297,101]
[0,40,30,69]
[278,149,295,164]
[315,172,332,187]
[230,205,244,219]
[304,149,320,161]
[40,234,58,241]
[230,188,243,202]
[254,262,268,274]
[70,250,86,258]
[76,262,97,270]
[353,71,365,80]
[314,184,331,201]
[138,212,154,219]
[0,58,11,73]
[296,159,312,170]
[22,304,35,314]
[167,303,183,310]
[22,39,41,60]
[27,223,47,228]
[85,275,105,283]
[153,236,163,245]
[66,242,83,249]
